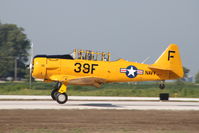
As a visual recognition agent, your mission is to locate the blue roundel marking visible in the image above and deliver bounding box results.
[125,65,138,78]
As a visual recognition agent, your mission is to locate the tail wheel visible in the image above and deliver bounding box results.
[56,93,68,104]
[159,84,165,89]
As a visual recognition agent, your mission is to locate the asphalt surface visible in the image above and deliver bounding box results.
[0,96,199,110]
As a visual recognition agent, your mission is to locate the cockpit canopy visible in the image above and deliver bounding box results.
[72,49,111,61]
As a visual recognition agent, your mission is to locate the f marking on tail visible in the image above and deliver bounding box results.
[168,50,176,61]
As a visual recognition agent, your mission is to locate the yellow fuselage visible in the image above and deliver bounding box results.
[32,57,175,83]
[32,44,184,86]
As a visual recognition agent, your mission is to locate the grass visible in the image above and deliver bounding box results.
[70,83,199,97]
[0,82,199,97]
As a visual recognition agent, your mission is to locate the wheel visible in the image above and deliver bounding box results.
[159,84,165,89]
[51,89,59,100]
[56,93,68,104]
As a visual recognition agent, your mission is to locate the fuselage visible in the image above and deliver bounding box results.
[32,56,175,83]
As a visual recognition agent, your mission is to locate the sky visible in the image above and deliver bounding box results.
[0,0,198,76]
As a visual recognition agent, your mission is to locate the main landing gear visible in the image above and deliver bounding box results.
[159,80,165,89]
[51,82,68,104]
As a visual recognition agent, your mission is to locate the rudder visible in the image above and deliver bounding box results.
[152,44,184,79]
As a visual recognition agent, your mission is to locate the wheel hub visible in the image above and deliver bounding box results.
[58,94,66,102]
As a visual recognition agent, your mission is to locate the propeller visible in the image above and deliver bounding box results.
[29,42,34,89]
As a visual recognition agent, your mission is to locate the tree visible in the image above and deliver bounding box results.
[195,71,199,83]
[0,22,31,79]
[175,66,190,87]
[183,67,190,79]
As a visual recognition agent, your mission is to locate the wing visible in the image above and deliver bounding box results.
[49,75,106,88]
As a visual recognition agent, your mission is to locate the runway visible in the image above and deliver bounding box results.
[0,100,199,110]
[1,95,199,101]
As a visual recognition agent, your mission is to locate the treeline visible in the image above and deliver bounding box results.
[0,22,30,80]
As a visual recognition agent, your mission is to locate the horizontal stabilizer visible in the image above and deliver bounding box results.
[148,65,171,71]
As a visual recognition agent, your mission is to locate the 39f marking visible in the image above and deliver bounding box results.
[74,63,98,74]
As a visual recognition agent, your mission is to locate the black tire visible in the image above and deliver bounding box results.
[51,89,59,100]
[159,84,165,89]
[56,93,68,104]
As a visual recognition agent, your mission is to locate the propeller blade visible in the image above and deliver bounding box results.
[29,42,34,89]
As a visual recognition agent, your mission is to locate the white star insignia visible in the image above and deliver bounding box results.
[127,67,137,76]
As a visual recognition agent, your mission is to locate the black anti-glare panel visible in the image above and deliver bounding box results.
[34,54,74,60]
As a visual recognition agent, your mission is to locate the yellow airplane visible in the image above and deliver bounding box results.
[31,44,183,104]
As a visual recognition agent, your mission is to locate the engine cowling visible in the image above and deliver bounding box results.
[32,57,47,79]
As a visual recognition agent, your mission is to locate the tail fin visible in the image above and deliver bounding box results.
[149,44,184,79]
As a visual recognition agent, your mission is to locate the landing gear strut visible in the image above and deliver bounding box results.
[51,82,61,100]
[51,82,68,104]
[159,81,165,89]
